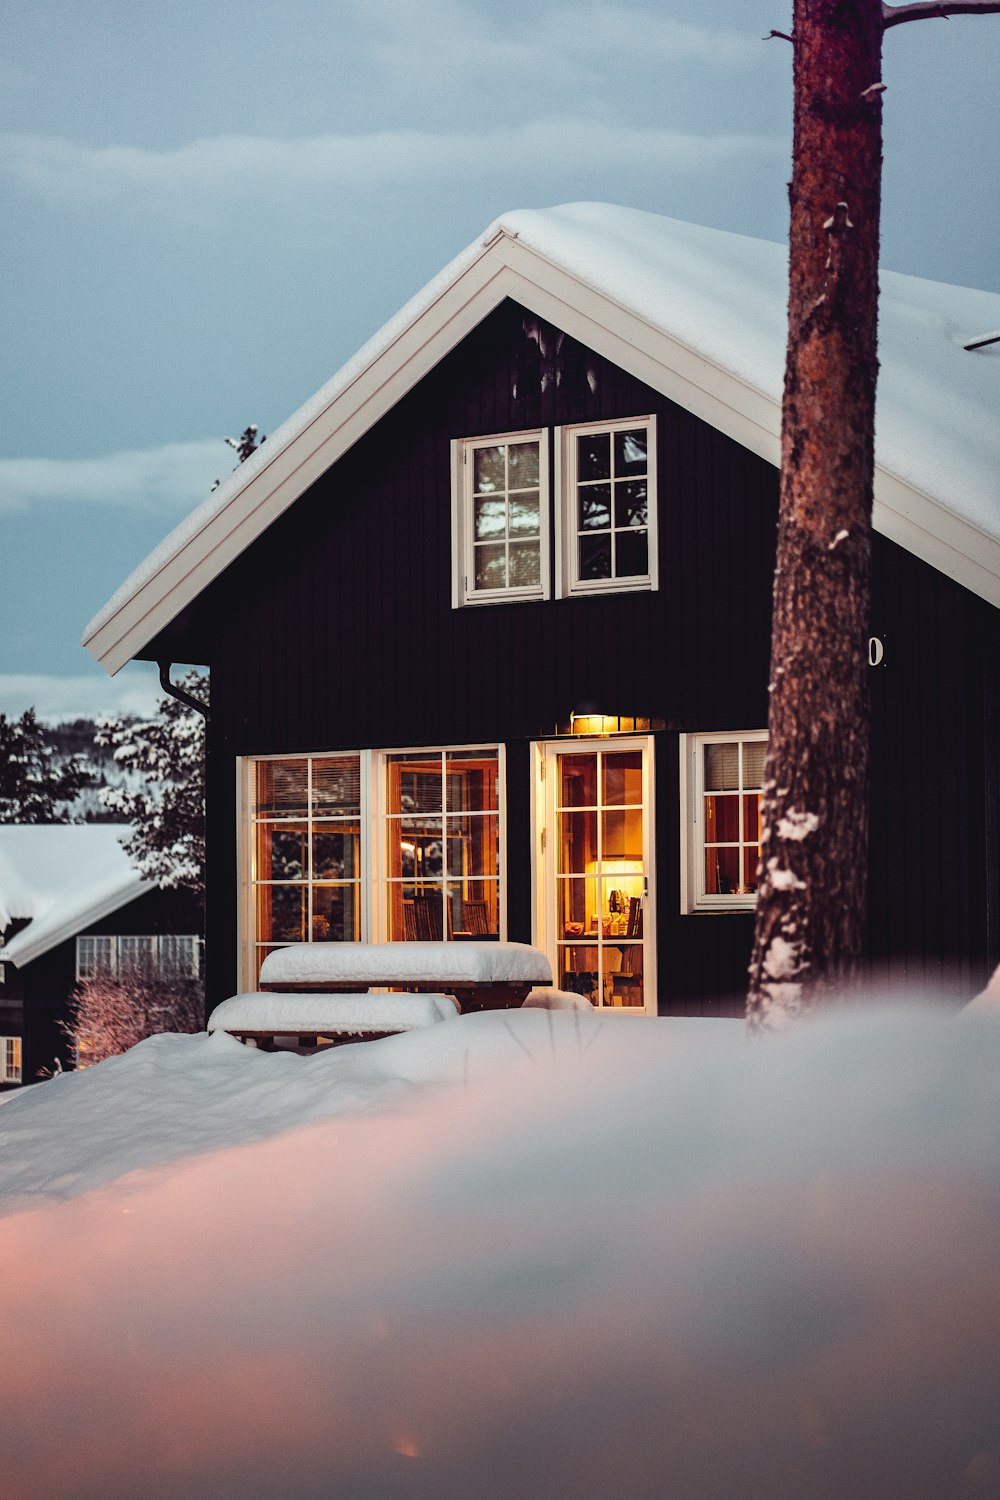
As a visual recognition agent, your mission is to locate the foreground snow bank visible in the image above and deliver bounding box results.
[2,1005,998,1500]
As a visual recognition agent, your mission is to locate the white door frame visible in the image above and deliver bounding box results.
[531,734,656,1014]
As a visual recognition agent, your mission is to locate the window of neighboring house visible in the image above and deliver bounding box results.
[75,934,202,980]
[680,731,768,912]
[558,417,656,597]
[244,746,504,984]
[452,431,549,606]
[0,1036,22,1084]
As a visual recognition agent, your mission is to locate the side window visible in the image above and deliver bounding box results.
[558,417,656,597]
[453,431,549,606]
[680,732,768,912]
[76,934,116,979]
[0,1036,21,1084]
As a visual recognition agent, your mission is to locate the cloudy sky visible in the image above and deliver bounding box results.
[2,0,997,721]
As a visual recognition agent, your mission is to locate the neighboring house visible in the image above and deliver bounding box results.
[0,826,202,1086]
[83,204,1000,1018]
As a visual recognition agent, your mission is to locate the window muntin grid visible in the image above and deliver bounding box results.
[383,749,500,940]
[554,747,646,1010]
[75,934,201,980]
[698,735,768,903]
[569,421,651,589]
[466,434,544,599]
[251,754,363,977]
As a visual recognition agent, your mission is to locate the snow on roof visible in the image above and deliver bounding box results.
[83,203,1000,672]
[0,825,150,968]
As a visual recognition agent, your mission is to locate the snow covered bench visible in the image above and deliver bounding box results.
[208,991,460,1050]
[258,941,553,1013]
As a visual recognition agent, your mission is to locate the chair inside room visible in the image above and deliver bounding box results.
[409,893,444,941]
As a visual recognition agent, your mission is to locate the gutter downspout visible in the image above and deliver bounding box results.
[157,662,210,720]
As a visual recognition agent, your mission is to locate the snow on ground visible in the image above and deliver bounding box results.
[2,1004,999,1500]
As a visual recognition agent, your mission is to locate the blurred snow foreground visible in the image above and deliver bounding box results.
[2,1005,999,1500]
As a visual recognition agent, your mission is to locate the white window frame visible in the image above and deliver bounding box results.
[1,1036,23,1084]
[239,745,506,988]
[75,934,202,980]
[556,415,657,599]
[452,430,550,607]
[680,730,768,913]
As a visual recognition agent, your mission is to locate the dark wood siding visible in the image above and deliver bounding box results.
[190,298,998,1015]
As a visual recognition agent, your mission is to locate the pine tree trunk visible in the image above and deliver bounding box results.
[747,0,884,1028]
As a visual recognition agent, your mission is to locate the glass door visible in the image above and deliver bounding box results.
[540,739,654,1012]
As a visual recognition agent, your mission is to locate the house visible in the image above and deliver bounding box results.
[83,203,1000,1018]
[0,826,202,1085]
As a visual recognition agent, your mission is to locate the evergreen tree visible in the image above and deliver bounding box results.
[0,708,93,822]
[97,671,208,900]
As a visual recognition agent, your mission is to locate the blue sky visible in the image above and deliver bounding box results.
[2,0,997,721]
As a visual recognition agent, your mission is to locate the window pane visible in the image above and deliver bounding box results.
[558,880,598,935]
[705,742,739,791]
[389,757,442,814]
[615,479,647,528]
[446,751,498,812]
[744,795,761,844]
[259,825,307,881]
[396,816,444,879]
[602,751,642,807]
[706,846,741,895]
[578,432,611,481]
[312,757,361,815]
[579,484,611,530]
[744,849,762,894]
[313,885,359,943]
[261,885,308,943]
[474,542,507,590]
[579,535,612,579]
[743,740,768,788]
[602,807,643,864]
[558,946,600,1004]
[508,541,540,587]
[474,445,505,493]
[559,754,597,808]
[508,441,539,488]
[474,496,506,540]
[449,881,499,937]
[254,759,308,817]
[312,826,359,880]
[705,793,739,843]
[509,492,540,535]
[557,810,597,874]
[615,429,647,475]
[447,812,499,880]
[615,529,648,578]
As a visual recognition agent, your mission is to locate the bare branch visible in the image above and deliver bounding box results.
[763,28,794,41]
[884,1,1000,28]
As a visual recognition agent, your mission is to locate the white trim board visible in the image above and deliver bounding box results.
[84,210,1000,675]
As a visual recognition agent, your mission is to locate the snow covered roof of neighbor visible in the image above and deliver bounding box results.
[259,940,553,987]
[0,1003,997,1499]
[84,202,1000,673]
[0,825,149,968]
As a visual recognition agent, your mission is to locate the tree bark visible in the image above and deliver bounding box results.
[747,0,884,1029]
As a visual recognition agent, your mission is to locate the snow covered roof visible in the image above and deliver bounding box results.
[0,825,150,968]
[84,203,1000,673]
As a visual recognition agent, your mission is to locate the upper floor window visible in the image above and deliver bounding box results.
[558,417,656,597]
[452,417,656,607]
[452,431,549,606]
[76,933,202,981]
[680,731,768,912]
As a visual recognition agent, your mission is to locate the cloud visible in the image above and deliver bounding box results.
[0,440,223,515]
[0,668,163,724]
[1,120,785,204]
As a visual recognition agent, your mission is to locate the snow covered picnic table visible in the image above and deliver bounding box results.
[208,991,461,1049]
[258,940,553,1012]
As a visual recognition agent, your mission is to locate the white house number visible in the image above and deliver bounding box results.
[868,636,885,666]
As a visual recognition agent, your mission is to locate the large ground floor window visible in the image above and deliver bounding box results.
[243,746,502,986]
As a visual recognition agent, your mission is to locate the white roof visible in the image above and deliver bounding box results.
[84,203,1000,673]
[0,825,150,968]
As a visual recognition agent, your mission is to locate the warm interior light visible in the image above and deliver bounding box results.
[570,712,620,736]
